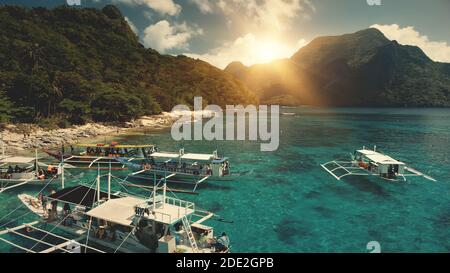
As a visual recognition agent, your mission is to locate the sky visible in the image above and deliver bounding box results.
[2,0,450,68]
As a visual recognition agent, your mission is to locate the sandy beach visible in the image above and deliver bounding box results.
[0,112,179,153]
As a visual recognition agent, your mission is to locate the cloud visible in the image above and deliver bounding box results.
[114,0,181,16]
[185,33,308,69]
[189,0,214,14]
[143,20,202,52]
[372,24,450,63]
[216,0,315,31]
[124,16,138,35]
[183,0,314,68]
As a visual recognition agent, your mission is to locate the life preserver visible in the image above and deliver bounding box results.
[358,161,369,169]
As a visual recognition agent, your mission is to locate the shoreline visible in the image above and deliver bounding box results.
[0,112,179,154]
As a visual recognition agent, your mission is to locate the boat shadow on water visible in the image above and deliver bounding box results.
[341,176,391,197]
[273,218,314,246]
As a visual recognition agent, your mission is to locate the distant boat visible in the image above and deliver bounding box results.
[282,112,295,116]
[117,148,232,192]
[321,145,436,182]
[44,143,156,170]
[0,154,61,193]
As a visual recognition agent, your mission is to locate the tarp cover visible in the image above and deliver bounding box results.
[181,153,214,161]
[47,185,118,207]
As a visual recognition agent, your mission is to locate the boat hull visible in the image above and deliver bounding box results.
[1,177,60,187]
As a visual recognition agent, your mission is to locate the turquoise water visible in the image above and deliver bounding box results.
[1,107,449,253]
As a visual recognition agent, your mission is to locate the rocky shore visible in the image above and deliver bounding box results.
[0,112,178,153]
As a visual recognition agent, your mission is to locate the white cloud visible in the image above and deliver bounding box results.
[185,33,308,69]
[217,0,315,31]
[143,20,202,52]
[189,0,214,14]
[124,16,138,35]
[372,24,450,63]
[114,0,181,16]
[183,0,314,68]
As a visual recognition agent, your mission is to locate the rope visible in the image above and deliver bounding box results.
[0,175,58,227]
[84,218,93,253]
[28,178,97,252]
[113,213,143,253]
[0,164,89,227]
[83,186,98,253]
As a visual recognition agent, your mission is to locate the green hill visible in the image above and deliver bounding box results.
[225,28,450,107]
[0,5,257,125]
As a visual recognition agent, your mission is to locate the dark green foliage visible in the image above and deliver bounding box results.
[0,89,13,122]
[0,5,256,125]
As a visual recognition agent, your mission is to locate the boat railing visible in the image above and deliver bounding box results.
[151,165,204,175]
[164,196,195,209]
[164,196,195,219]
[151,210,172,224]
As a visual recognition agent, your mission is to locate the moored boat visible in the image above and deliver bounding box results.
[45,143,156,170]
[118,148,232,191]
[14,173,231,253]
[0,154,61,193]
[321,146,436,182]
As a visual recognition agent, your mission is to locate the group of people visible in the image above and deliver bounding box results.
[85,147,129,157]
[1,165,23,179]
[201,232,230,252]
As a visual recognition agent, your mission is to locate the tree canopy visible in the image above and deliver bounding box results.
[0,5,257,125]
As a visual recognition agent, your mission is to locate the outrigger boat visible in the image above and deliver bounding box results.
[45,143,156,170]
[0,153,61,193]
[10,170,231,253]
[117,148,231,191]
[321,146,436,182]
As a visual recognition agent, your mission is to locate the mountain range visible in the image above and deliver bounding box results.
[225,28,450,107]
[1,5,449,127]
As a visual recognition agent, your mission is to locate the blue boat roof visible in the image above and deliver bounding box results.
[212,157,229,163]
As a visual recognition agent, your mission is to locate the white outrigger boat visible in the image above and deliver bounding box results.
[45,143,156,170]
[321,146,436,182]
[0,153,61,193]
[118,148,231,192]
[8,171,231,253]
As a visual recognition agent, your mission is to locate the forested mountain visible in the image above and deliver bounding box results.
[225,28,450,107]
[0,5,257,125]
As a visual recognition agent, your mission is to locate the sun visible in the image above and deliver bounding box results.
[254,41,287,63]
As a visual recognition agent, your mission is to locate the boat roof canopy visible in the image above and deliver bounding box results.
[0,156,39,164]
[47,185,118,207]
[181,153,214,161]
[212,157,229,163]
[150,152,180,159]
[357,149,405,165]
[76,144,154,149]
[86,196,144,226]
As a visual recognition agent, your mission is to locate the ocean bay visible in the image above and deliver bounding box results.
[1,107,448,253]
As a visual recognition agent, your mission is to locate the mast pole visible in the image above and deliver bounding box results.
[162,176,167,209]
[61,144,65,189]
[97,164,100,202]
[152,171,156,210]
[1,133,4,157]
[107,162,111,200]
